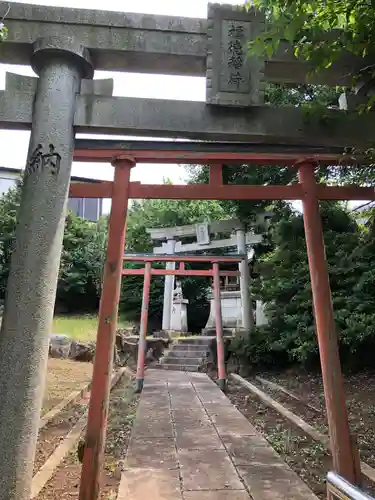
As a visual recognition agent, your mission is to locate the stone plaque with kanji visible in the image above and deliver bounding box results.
[206,4,265,107]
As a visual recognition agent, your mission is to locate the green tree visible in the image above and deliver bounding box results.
[0,20,7,42]
[0,179,107,313]
[0,180,21,300]
[233,202,375,372]
[57,213,107,312]
[247,0,374,73]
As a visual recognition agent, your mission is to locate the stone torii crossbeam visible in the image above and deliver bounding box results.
[0,3,375,146]
[147,216,271,333]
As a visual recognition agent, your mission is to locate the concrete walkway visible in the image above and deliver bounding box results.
[118,370,318,500]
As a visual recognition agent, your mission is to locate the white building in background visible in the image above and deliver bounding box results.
[0,166,103,222]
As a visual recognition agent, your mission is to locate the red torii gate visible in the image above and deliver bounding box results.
[73,143,369,500]
[122,253,244,392]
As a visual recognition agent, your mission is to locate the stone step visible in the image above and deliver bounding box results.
[172,343,210,352]
[162,356,202,365]
[176,338,213,346]
[167,349,207,359]
[160,364,200,372]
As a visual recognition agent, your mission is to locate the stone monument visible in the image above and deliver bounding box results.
[170,280,189,333]
[256,300,268,326]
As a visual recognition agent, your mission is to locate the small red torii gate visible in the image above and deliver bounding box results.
[122,253,244,392]
[73,144,368,500]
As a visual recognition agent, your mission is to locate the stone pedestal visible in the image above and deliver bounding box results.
[256,301,268,326]
[162,239,176,331]
[236,228,254,331]
[203,291,243,334]
[171,298,189,333]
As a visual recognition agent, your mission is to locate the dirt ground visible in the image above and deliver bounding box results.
[36,372,138,500]
[268,371,375,471]
[42,358,93,414]
[227,370,375,499]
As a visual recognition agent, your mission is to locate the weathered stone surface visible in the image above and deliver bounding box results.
[206,4,265,106]
[1,4,206,76]
[0,2,366,84]
[184,493,250,500]
[1,87,375,147]
[0,35,94,500]
[175,424,224,450]
[118,469,182,500]
[73,95,375,148]
[237,464,318,500]
[153,330,173,341]
[221,434,281,466]
[208,408,259,436]
[194,389,233,406]
[0,90,33,128]
[31,36,93,78]
[49,334,72,359]
[131,418,174,438]
[69,340,96,362]
[124,369,318,500]
[115,334,171,366]
[5,72,37,93]
[124,437,177,469]
[172,408,210,424]
[178,449,244,491]
[79,78,114,96]
[169,391,201,409]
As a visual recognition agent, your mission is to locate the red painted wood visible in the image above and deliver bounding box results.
[69,181,375,202]
[121,268,240,277]
[79,158,134,500]
[122,255,244,263]
[299,161,357,484]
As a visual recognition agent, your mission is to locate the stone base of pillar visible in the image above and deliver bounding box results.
[170,299,189,333]
[255,300,268,326]
[204,291,244,331]
[201,327,237,337]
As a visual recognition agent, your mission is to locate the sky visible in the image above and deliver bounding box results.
[0,0,240,214]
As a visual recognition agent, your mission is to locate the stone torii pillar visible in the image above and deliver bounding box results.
[0,37,93,500]
[236,228,254,331]
[162,238,176,331]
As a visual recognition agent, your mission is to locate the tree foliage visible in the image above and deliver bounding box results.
[231,202,375,372]
[248,0,374,72]
[58,213,107,312]
[0,21,7,42]
[0,179,107,312]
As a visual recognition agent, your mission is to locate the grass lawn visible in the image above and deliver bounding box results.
[52,314,132,343]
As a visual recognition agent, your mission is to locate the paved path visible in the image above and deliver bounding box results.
[118,370,318,500]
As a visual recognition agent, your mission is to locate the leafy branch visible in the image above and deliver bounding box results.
[246,0,375,75]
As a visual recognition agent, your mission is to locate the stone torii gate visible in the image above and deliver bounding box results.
[0,2,374,500]
[147,216,271,333]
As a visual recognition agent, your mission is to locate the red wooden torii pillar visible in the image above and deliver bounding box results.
[75,150,361,500]
[298,160,358,484]
[79,156,135,500]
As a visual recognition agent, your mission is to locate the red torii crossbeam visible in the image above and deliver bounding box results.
[70,147,375,202]
[79,146,363,500]
[122,253,244,392]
